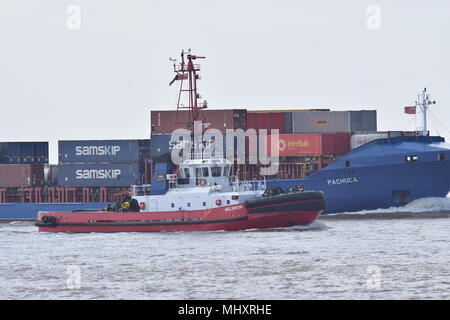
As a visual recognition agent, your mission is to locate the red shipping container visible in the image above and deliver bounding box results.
[247,112,285,133]
[266,133,350,156]
[333,132,351,155]
[151,109,247,135]
[0,164,45,187]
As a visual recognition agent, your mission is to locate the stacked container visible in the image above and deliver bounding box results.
[0,164,45,187]
[0,141,47,189]
[150,109,248,164]
[242,109,357,180]
[151,109,247,135]
[246,109,332,134]
[247,112,285,133]
[289,110,377,134]
[0,142,49,164]
[0,142,7,164]
[148,108,376,181]
[267,133,351,156]
[57,139,150,187]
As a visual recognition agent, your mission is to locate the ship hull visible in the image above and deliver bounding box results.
[0,202,108,222]
[36,193,324,233]
[267,137,450,214]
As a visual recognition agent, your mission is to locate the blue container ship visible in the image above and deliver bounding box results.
[266,135,450,213]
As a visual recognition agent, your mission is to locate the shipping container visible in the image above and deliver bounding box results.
[150,133,239,161]
[34,142,49,163]
[58,163,142,187]
[245,109,331,134]
[284,112,293,134]
[58,139,150,164]
[350,131,418,149]
[291,110,377,133]
[351,132,388,149]
[332,132,351,155]
[246,109,330,113]
[151,109,247,135]
[0,164,45,187]
[44,164,59,186]
[3,142,48,164]
[0,143,7,163]
[267,133,350,156]
[349,111,377,132]
[150,134,188,159]
[247,112,285,133]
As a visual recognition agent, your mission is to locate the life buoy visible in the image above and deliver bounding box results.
[121,201,130,210]
[139,202,146,210]
[278,139,286,152]
[215,199,222,206]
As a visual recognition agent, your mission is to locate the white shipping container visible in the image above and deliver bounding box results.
[291,110,377,134]
[351,131,420,149]
[351,132,388,149]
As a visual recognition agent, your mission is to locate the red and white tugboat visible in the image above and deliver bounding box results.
[36,157,325,233]
[35,50,325,232]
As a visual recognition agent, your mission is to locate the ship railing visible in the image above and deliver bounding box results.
[167,177,207,189]
[191,152,225,160]
[132,184,151,196]
[231,177,266,192]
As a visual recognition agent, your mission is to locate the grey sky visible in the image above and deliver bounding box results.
[1,0,449,164]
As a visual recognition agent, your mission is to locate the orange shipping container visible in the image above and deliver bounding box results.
[267,133,350,156]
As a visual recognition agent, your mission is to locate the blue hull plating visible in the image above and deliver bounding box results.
[266,136,450,214]
[0,202,108,222]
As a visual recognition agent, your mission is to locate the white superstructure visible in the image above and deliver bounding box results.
[133,158,266,212]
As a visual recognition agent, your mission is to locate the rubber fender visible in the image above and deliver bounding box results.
[246,191,325,209]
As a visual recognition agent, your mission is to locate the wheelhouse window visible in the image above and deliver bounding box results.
[202,167,209,177]
[211,166,222,177]
[183,168,190,178]
[224,165,231,176]
[405,155,418,162]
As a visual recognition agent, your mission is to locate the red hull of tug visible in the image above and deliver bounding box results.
[36,199,323,233]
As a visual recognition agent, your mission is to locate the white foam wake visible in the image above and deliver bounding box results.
[320,197,450,220]
[403,197,450,212]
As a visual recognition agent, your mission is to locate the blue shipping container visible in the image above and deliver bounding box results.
[59,140,149,163]
[58,163,142,187]
[150,134,239,160]
[0,143,7,163]
[4,142,48,164]
[150,135,172,158]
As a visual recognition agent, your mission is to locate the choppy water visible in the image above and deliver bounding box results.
[1,197,450,300]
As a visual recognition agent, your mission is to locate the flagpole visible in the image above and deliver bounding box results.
[416,88,436,136]
[421,88,427,136]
